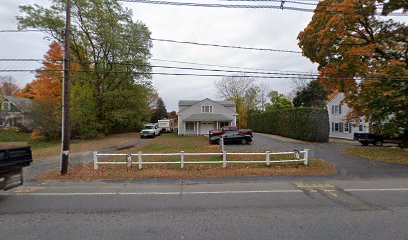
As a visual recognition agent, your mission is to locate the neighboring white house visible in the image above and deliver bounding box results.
[177,98,237,135]
[327,92,370,140]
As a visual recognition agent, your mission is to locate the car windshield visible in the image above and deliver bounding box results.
[145,126,154,129]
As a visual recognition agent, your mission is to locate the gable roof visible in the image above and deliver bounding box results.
[3,96,32,112]
[326,92,345,106]
[178,98,235,107]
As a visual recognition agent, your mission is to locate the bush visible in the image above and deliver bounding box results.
[31,129,46,141]
[248,107,329,142]
[5,127,20,133]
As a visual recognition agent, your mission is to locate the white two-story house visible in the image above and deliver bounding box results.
[177,98,237,135]
[327,93,370,140]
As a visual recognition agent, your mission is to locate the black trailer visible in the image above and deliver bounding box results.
[0,146,32,191]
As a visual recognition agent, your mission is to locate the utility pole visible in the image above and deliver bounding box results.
[60,0,71,175]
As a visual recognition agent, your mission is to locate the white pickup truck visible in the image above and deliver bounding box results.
[140,123,161,138]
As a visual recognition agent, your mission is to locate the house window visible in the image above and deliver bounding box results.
[345,122,349,132]
[334,106,339,114]
[186,122,195,131]
[220,122,229,128]
[339,122,343,132]
[334,123,339,132]
[331,122,334,131]
[359,125,363,131]
[201,105,213,113]
[349,123,352,133]
[1,101,11,111]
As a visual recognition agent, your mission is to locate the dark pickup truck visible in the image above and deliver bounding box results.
[209,126,253,137]
[0,146,32,191]
[354,133,403,147]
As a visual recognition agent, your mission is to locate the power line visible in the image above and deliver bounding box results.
[151,38,302,53]
[2,58,407,80]
[0,57,318,74]
[1,69,407,81]
[221,0,385,8]
[151,58,315,74]
[0,29,43,33]
[118,0,408,16]
[0,30,302,53]
[0,59,317,76]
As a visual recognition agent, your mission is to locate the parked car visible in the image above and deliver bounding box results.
[209,126,253,137]
[0,146,32,191]
[140,123,161,138]
[209,132,252,145]
[354,133,403,146]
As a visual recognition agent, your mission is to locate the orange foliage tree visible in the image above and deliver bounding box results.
[18,42,77,140]
[19,42,64,100]
[298,0,407,142]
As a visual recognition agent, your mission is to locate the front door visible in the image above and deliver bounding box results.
[200,122,214,135]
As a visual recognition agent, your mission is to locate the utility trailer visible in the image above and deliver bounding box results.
[158,119,174,133]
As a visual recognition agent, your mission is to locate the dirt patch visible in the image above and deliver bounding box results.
[35,159,336,180]
[32,132,141,160]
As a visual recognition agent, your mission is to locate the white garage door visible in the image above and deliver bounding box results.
[200,122,214,135]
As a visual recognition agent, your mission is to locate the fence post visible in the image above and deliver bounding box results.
[222,151,227,168]
[93,151,98,170]
[266,151,270,166]
[181,151,185,169]
[220,138,224,153]
[304,149,309,165]
[138,151,142,170]
[126,154,132,171]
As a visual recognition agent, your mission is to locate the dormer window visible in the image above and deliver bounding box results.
[201,105,213,113]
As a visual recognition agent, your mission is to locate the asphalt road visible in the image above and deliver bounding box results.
[3,133,406,239]
[225,133,408,178]
[1,179,408,240]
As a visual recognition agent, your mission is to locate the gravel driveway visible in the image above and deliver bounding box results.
[224,133,408,179]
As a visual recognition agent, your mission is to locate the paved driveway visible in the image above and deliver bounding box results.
[224,133,408,179]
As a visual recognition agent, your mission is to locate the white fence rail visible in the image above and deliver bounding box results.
[93,149,309,170]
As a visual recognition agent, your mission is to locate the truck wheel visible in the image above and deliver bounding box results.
[360,141,369,146]
[241,139,247,145]
[374,141,383,146]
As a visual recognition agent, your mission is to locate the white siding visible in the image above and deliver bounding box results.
[327,93,370,140]
[178,98,236,135]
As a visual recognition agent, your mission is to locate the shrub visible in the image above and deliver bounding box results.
[248,107,329,142]
[31,129,46,141]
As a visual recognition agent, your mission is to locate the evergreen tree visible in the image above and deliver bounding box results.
[151,98,168,123]
[293,80,330,108]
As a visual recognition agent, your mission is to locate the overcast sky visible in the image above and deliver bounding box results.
[1,0,322,111]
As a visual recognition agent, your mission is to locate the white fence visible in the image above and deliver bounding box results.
[93,149,309,170]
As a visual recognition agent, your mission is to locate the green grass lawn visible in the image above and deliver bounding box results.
[341,146,408,165]
[0,130,59,149]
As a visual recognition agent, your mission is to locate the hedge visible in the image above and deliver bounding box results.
[248,107,329,142]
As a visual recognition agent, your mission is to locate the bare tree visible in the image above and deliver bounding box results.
[215,75,255,99]
[287,73,314,100]
[0,76,20,96]
[257,82,269,111]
